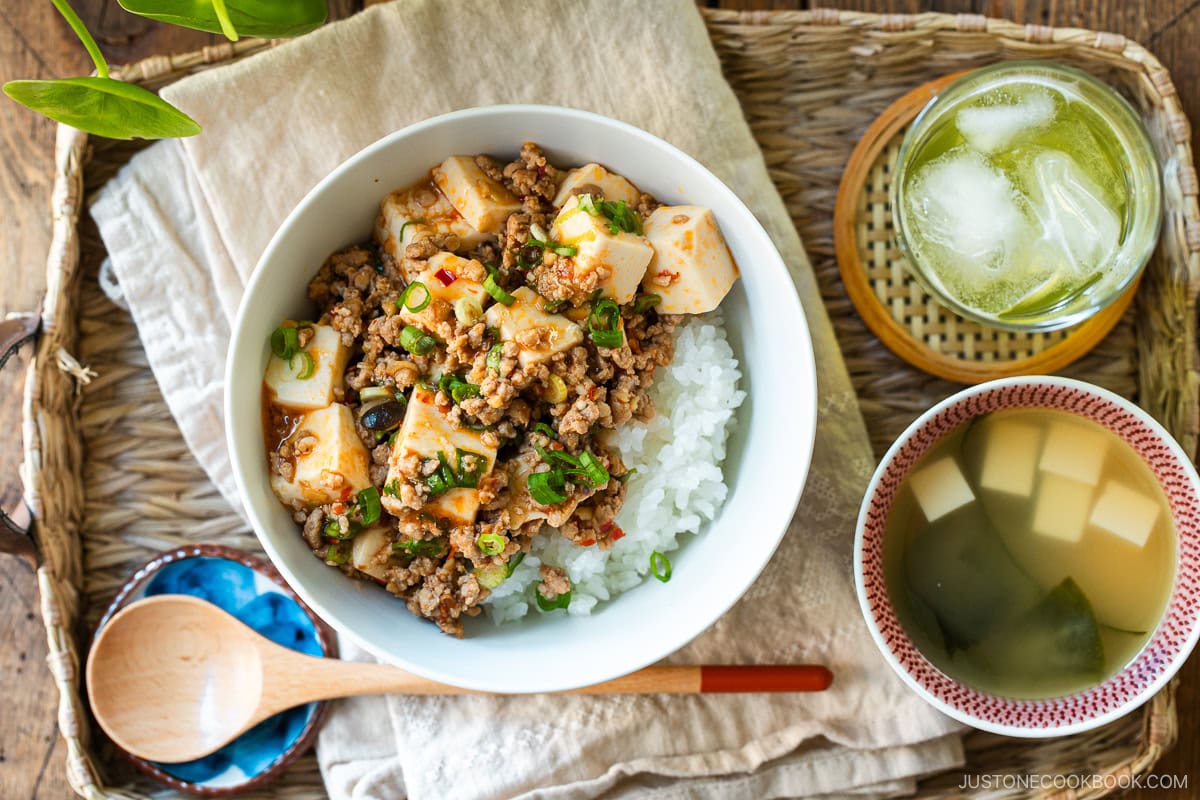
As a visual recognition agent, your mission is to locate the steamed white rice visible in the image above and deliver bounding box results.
[484,311,745,623]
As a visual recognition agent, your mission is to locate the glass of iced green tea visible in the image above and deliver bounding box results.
[892,61,1161,331]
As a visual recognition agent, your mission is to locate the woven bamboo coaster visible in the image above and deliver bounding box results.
[833,73,1140,385]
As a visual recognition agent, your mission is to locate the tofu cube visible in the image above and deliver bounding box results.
[383,388,498,525]
[269,404,372,508]
[375,182,492,269]
[1040,419,1108,485]
[432,156,523,234]
[484,287,584,368]
[399,252,490,326]
[553,196,653,304]
[978,420,1042,497]
[642,206,740,314]
[264,325,350,411]
[351,525,393,582]
[1032,473,1094,543]
[1089,481,1161,547]
[908,457,974,522]
[552,163,642,208]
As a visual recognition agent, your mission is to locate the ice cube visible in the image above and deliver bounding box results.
[909,456,974,522]
[1032,473,1094,543]
[1039,419,1108,485]
[1026,150,1121,274]
[1089,481,1160,548]
[956,90,1056,154]
[906,150,1027,276]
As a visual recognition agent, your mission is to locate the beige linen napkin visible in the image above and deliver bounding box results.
[91,1,964,797]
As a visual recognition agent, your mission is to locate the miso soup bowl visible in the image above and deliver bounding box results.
[854,376,1200,737]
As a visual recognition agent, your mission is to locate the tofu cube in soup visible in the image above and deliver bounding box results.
[383,388,498,525]
[552,163,641,208]
[375,183,491,268]
[1032,473,1094,543]
[1089,481,1160,548]
[351,525,392,582]
[908,456,974,522]
[484,287,584,368]
[643,206,739,314]
[432,156,523,234]
[978,420,1041,497]
[270,404,372,508]
[400,252,490,326]
[553,196,654,304]
[1039,419,1108,485]
[264,325,350,411]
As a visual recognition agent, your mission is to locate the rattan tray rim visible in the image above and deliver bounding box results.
[19,8,1197,799]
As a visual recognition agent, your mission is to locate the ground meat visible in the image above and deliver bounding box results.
[271,143,709,636]
[537,564,571,600]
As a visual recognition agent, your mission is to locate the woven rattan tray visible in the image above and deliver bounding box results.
[15,8,1199,799]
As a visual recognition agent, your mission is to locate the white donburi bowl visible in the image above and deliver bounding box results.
[226,105,816,692]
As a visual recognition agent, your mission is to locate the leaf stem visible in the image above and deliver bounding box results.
[210,0,239,42]
[49,0,109,79]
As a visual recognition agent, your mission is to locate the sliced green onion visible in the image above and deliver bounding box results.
[476,532,506,556]
[325,541,352,565]
[451,382,479,403]
[588,298,623,349]
[425,451,457,496]
[553,243,578,257]
[455,449,486,489]
[528,469,567,505]
[383,479,402,497]
[632,293,662,314]
[486,342,504,372]
[290,350,316,379]
[475,563,509,589]
[393,538,445,558]
[543,299,569,314]
[270,325,300,359]
[483,271,515,305]
[650,551,672,583]
[438,374,480,405]
[356,487,382,525]
[577,193,599,215]
[544,374,567,403]
[398,281,431,312]
[578,451,610,487]
[397,218,424,242]
[399,325,437,356]
[617,468,638,483]
[388,430,400,448]
[535,587,571,612]
[533,422,557,440]
[454,297,483,325]
[360,386,393,403]
[506,551,526,577]
[323,518,357,541]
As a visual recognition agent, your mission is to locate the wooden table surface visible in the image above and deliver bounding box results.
[1,1,1197,798]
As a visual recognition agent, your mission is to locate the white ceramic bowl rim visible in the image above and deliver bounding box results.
[225,105,817,692]
[854,375,1200,737]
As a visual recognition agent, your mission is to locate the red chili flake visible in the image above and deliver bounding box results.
[578,538,596,547]
[587,385,599,400]
[331,502,348,515]
[338,486,354,501]
[537,165,547,177]
[656,270,680,285]
[434,268,457,286]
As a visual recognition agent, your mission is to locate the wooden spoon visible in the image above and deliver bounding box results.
[86,594,832,763]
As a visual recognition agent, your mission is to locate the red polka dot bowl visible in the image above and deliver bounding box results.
[854,376,1200,737]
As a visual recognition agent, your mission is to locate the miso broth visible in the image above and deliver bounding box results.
[884,408,1176,699]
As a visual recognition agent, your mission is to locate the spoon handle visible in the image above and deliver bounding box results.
[256,643,832,717]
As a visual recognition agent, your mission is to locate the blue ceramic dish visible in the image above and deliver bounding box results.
[92,545,336,796]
